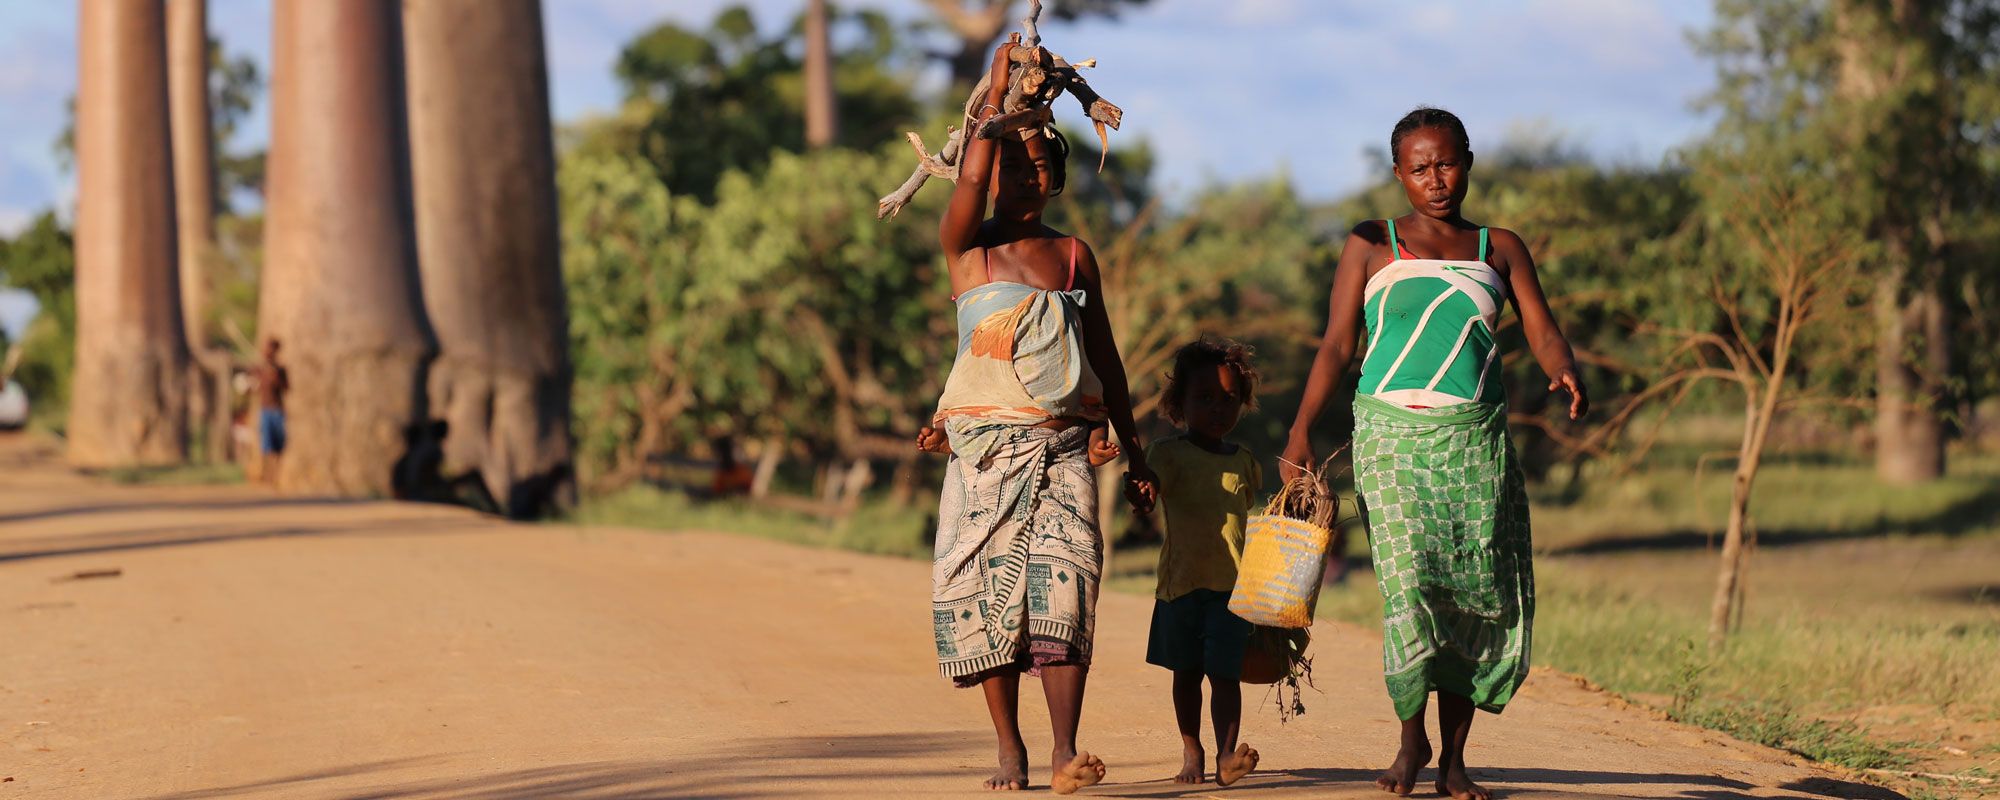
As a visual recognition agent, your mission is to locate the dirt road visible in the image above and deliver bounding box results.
[0,439,1899,799]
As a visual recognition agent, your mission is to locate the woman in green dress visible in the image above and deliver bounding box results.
[1282,107,1589,800]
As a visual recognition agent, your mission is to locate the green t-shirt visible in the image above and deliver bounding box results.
[1147,436,1261,601]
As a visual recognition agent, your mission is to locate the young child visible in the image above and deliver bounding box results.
[1145,337,1263,786]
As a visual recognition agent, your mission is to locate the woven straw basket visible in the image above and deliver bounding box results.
[1227,514,1331,629]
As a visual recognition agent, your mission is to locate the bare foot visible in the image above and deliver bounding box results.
[985,742,1028,790]
[1435,762,1490,800]
[1174,742,1204,784]
[1216,742,1259,787]
[1051,751,1106,795]
[1376,739,1432,796]
[916,426,951,455]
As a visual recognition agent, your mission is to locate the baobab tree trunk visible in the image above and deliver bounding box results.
[260,0,431,495]
[167,0,233,463]
[1874,268,1949,483]
[803,0,838,148]
[403,0,574,518]
[70,0,190,468]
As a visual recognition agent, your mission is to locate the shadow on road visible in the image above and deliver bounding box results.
[0,517,491,563]
[0,497,371,526]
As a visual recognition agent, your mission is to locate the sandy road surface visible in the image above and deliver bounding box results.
[0,439,1899,799]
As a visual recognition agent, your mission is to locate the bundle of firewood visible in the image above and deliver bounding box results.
[874,0,1125,219]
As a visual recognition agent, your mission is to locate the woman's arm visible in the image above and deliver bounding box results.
[1492,228,1588,419]
[1073,242,1156,509]
[937,42,1016,263]
[1280,225,1377,481]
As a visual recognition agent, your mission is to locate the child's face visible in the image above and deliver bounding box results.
[1182,363,1244,440]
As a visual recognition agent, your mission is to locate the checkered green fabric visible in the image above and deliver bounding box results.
[1352,394,1534,720]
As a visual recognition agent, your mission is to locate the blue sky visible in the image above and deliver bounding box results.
[0,0,1720,239]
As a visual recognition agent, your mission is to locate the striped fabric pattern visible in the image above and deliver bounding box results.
[1358,224,1506,409]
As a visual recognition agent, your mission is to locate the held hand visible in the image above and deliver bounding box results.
[1549,368,1590,420]
[1279,435,1315,483]
[1123,462,1159,515]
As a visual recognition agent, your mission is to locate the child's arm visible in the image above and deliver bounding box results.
[1493,227,1589,420]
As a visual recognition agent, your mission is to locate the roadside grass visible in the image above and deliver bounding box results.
[1315,537,2000,775]
[580,447,2000,789]
[1528,450,2000,551]
[96,461,246,486]
[569,484,935,559]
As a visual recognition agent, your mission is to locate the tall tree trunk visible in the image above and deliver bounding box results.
[803,0,838,148]
[1835,0,1953,483]
[71,0,190,468]
[403,0,573,518]
[1875,270,1948,483]
[261,0,431,495]
[167,0,233,463]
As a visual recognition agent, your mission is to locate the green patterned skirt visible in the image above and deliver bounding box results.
[1352,394,1534,720]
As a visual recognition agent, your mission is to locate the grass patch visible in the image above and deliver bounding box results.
[567,484,934,559]
[1530,451,2000,550]
[1676,702,1914,770]
[97,461,246,486]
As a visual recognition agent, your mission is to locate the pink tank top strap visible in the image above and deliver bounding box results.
[1067,237,1079,290]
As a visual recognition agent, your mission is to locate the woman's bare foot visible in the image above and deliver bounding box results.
[1376,739,1432,796]
[1435,762,1490,800]
[1174,742,1204,784]
[985,742,1029,790]
[1216,742,1259,787]
[1051,751,1106,795]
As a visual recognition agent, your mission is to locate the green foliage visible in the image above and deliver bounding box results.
[579,4,923,200]
[560,142,952,484]
[0,212,76,426]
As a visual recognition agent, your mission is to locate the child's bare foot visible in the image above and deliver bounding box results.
[1087,435,1121,467]
[916,426,951,455]
[1174,742,1204,784]
[985,742,1029,790]
[1435,762,1489,800]
[1216,742,1259,787]
[1051,751,1105,794]
[1376,739,1431,796]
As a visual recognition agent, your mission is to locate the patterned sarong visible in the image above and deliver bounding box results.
[1352,393,1534,719]
[932,281,1106,467]
[932,425,1101,683]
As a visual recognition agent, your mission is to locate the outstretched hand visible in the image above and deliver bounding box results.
[1549,368,1590,420]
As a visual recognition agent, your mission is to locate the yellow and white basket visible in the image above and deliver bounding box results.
[1228,514,1331,628]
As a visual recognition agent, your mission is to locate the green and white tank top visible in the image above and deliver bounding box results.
[1358,219,1506,408]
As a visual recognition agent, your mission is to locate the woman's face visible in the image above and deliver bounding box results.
[1394,126,1473,221]
[992,137,1053,222]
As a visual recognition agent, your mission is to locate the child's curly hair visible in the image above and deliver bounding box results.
[1161,336,1259,426]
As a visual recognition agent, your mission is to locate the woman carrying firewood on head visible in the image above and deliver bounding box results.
[1283,107,1588,800]
[918,37,1155,794]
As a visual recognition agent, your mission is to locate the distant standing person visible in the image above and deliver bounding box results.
[257,339,289,483]
[1282,108,1588,800]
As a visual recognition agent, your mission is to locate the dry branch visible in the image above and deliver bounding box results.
[875,2,1125,219]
